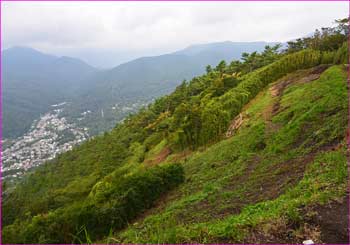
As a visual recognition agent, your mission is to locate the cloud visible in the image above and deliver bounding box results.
[2,1,348,67]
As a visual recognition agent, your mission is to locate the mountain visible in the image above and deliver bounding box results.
[94,41,274,95]
[3,42,275,139]
[92,41,274,91]
[2,19,349,244]
[63,41,274,134]
[2,38,348,243]
[2,46,98,138]
[2,46,97,88]
[176,40,276,57]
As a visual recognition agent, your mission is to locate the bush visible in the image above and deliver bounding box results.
[199,49,336,144]
[334,42,348,64]
[2,163,185,244]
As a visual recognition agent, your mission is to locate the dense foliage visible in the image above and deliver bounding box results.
[2,18,349,244]
[285,18,348,53]
[3,42,272,139]
[137,47,345,150]
[116,65,348,243]
[3,163,184,243]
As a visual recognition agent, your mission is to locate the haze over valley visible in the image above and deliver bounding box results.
[1,2,349,244]
[2,41,276,179]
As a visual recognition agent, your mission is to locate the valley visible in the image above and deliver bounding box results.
[2,41,272,139]
[1,104,88,180]
[1,41,274,180]
[2,98,154,180]
[1,16,349,244]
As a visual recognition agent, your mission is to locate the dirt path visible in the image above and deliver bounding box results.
[264,65,329,136]
[187,66,333,225]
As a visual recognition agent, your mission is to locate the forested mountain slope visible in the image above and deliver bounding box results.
[62,41,272,135]
[3,42,271,139]
[2,47,98,138]
[116,64,348,243]
[2,19,348,244]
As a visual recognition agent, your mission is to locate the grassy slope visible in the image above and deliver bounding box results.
[110,65,348,243]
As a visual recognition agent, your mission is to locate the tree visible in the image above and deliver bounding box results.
[334,17,349,36]
[285,17,349,53]
[206,65,212,74]
[216,60,227,74]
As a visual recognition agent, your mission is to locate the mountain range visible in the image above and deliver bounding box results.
[3,42,348,244]
[2,17,349,244]
[2,46,97,138]
[2,41,274,138]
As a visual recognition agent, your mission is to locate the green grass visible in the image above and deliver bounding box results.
[144,138,168,161]
[112,65,347,243]
[3,64,347,244]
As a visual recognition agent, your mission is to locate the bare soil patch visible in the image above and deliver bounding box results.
[226,113,244,138]
[244,193,349,244]
[145,147,172,166]
[176,151,316,224]
[304,193,350,244]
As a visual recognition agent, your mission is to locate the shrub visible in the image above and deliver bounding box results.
[199,49,336,144]
[2,163,184,243]
[334,42,348,64]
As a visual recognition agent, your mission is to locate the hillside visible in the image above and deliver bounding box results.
[116,64,348,243]
[2,47,98,138]
[3,42,272,139]
[62,41,273,135]
[2,20,349,244]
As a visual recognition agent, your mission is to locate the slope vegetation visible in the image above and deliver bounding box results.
[116,65,348,243]
[2,28,348,243]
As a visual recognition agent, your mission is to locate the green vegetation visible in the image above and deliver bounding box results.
[3,163,184,243]
[3,42,273,139]
[114,65,347,243]
[2,18,348,243]
[286,18,348,53]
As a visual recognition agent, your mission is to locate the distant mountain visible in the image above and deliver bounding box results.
[90,41,274,95]
[2,47,98,138]
[3,46,98,92]
[3,52,348,244]
[3,41,275,138]
[65,41,274,133]
[175,41,275,58]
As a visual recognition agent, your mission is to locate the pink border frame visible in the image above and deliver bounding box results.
[1,1,3,244]
[0,1,349,245]
[0,0,349,1]
[347,0,350,244]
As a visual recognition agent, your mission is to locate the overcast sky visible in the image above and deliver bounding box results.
[2,1,348,68]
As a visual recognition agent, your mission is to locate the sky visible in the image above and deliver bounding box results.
[2,1,348,68]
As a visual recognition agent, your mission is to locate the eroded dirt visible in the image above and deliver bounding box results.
[176,65,340,225]
[244,193,349,244]
[176,150,317,224]
[304,194,350,244]
[271,65,328,105]
[119,65,347,243]
[145,147,172,166]
[226,113,244,138]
